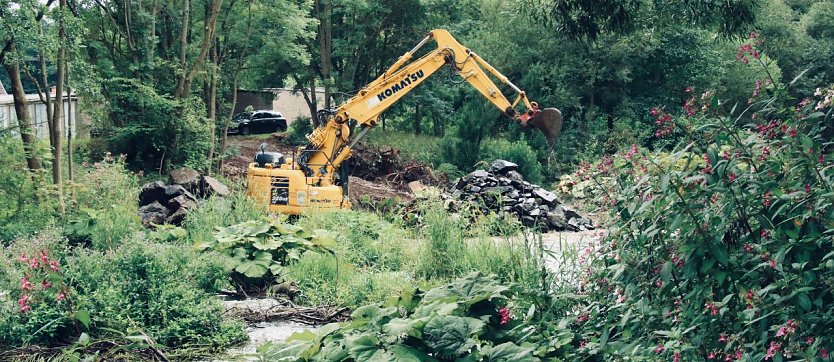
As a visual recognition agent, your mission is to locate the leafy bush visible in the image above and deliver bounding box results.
[197,218,335,289]
[64,156,142,250]
[0,232,244,350]
[286,116,314,146]
[259,272,575,361]
[0,136,54,242]
[103,78,211,170]
[479,138,543,184]
[570,73,834,358]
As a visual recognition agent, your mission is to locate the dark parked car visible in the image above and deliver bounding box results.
[228,110,287,135]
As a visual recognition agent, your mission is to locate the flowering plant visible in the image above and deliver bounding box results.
[571,53,834,360]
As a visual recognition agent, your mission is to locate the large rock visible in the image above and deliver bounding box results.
[533,188,559,205]
[467,169,489,179]
[169,167,200,191]
[166,208,189,226]
[202,176,230,197]
[138,201,171,228]
[165,185,197,202]
[488,160,518,175]
[167,195,197,211]
[138,201,169,215]
[139,181,166,206]
[141,212,168,228]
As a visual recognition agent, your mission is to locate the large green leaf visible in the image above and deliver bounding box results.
[423,272,509,306]
[423,315,485,357]
[347,335,380,361]
[483,342,538,362]
[253,236,284,250]
[234,251,273,278]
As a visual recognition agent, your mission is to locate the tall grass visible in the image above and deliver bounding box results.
[285,199,560,308]
[183,189,268,245]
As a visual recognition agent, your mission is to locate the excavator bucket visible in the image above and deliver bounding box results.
[527,108,563,145]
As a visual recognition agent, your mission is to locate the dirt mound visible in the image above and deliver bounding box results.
[344,143,442,187]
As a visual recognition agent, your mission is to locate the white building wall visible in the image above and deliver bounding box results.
[0,95,79,139]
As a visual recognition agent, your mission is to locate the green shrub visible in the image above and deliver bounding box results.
[286,116,314,146]
[0,232,244,350]
[0,136,55,242]
[63,157,142,250]
[198,218,335,290]
[103,78,211,170]
[479,138,543,184]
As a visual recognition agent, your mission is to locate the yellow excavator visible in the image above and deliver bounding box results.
[246,29,563,215]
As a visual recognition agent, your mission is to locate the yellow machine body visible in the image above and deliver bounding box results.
[246,159,350,215]
[246,29,561,215]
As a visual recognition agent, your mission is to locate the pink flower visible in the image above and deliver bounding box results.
[805,184,812,193]
[769,259,777,268]
[28,258,40,269]
[18,305,30,313]
[685,86,693,94]
[807,337,815,344]
[497,307,511,325]
[655,279,663,288]
[49,260,60,272]
[20,277,33,291]
[749,32,758,39]
[744,244,753,253]
[729,173,737,182]
[18,253,28,263]
[39,250,49,262]
[765,341,781,360]
[735,349,743,359]
[56,292,65,302]
[708,351,716,359]
[790,128,797,138]
[577,313,589,323]
[719,334,728,343]
[654,343,664,353]
[41,280,51,289]
[822,349,828,358]
[673,352,681,362]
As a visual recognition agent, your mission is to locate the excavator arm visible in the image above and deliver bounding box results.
[297,29,562,185]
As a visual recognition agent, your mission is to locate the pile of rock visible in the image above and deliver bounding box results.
[446,160,595,231]
[137,167,231,228]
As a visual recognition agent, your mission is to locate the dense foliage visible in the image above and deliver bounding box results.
[568,68,834,358]
[259,272,574,361]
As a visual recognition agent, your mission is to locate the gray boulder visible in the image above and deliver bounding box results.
[202,176,230,197]
[488,160,518,174]
[139,181,166,206]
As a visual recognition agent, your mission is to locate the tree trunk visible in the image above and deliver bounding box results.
[176,0,222,99]
[52,0,68,215]
[414,102,421,135]
[316,0,332,109]
[66,62,73,182]
[206,40,218,175]
[4,60,41,171]
[173,0,190,97]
